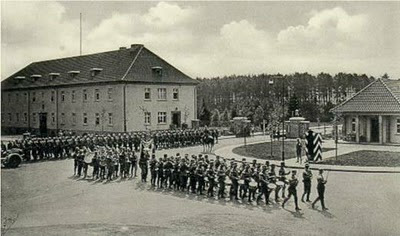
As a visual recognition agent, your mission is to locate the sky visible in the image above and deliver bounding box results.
[1,1,400,80]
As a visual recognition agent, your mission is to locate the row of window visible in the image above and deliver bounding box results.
[2,112,114,126]
[144,112,167,124]
[2,111,170,126]
[350,118,400,134]
[4,88,180,104]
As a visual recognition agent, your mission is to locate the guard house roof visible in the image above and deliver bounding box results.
[2,44,198,90]
[331,78,400,113]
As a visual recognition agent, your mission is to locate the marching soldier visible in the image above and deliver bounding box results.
[229,164,239,200]
[206,163,216,197]
[312,169,328,210]
[282,170,301,211]
[217,165,226,199]
[301,163,313,202]
[150,155,158,186]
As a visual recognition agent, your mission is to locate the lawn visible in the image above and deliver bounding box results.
[319,150,400,167]
[232,141,334,161]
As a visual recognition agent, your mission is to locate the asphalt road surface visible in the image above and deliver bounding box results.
[2,143,400,236]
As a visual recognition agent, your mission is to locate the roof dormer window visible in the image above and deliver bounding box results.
[152,66,163,77]
[30,74,42,82]
[68,71,80,78]
[49,72,60,81]
[90,68,103,77]
[14,76,26,81]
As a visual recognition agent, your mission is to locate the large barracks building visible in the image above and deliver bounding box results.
[1,44,198,135]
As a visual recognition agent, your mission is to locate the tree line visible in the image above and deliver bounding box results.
[196,72,378,129]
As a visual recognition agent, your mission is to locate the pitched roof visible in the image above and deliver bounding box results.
[332,78,400,113]
[2,45,198,90]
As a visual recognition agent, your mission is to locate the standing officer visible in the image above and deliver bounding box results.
[312,169,328,210]
[301,163,313,202]
[282,170,301,211]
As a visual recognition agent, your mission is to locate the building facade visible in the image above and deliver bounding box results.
[332,78,400,144]
[1,44,198,135]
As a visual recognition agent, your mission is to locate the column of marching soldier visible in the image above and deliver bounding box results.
[74,145,329,211]
[0,128,219,162]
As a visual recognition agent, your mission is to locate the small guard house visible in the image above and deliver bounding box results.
[332,78,400,144]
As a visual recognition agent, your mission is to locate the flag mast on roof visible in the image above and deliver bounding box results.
[80,13,82,56]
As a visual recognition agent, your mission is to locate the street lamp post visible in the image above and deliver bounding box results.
[281,77,285,162]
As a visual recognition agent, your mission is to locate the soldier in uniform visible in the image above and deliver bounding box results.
[92,151,100,180]
[257,166,270,205]
[301,163,313,202]
[129,151,137,178]
[196,165,205,195]
[206,163,216,197]
[312,169,328,210]
[157,157,165,188]
[179,158,189,191]
[229,164,239,200]
[139,151,149,182]
[217,165,226,199]
[189,159,197,193]
[282,170,301,211]
[149,155,158,186]
[278,162,290,199]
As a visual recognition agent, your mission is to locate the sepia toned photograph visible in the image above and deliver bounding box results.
[1,1,399,236]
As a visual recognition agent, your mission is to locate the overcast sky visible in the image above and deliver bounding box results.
[2,1,399,80]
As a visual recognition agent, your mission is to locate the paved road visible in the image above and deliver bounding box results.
[2,137,400,236]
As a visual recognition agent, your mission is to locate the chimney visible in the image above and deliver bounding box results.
[131,44,143,48]
[119,47,127,50]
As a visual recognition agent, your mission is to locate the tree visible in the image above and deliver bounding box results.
[199,99,211,126]
[288,94,300,117]
[210,109,220,127]
[253,105,264,127]
[220,108,231,127]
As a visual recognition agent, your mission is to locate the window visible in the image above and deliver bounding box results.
[83,89,88,102]
[397,119,400,134]
[24,93,28,102]
[61,91,65,102]
[95,89,100,101]
[158,112,167,124]
[351,118,356,132]
[32,113,37,123]
[41,91,44,101]
[61,113,65,125]
[107,88,113,100]
[51,91,55,102]
[16,93,19,102]
[8,113,12,122]
[83,113,88,125]
[157,88,167,100]
[173,88,179,100]
[145,112,151,125]
[72,113,77,125]
[71,90,76,102]
[51,113,55,124]
[32,92,36,102]
[16,113,19,122]
[24,113,28,123]
[95,113,100,125]
[144,88,151,100]
[108,113,113,126]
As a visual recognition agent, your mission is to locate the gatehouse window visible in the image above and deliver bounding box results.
[61,91,65,102]
[352,118,356,132]
[51,113,55,124]
[397,118,400,134]
[83,89,88,102]
[72,90,76,103]
[24,113,28,123]
[107,88,113,101]
[51,91,55,102]
[158,112,167,124]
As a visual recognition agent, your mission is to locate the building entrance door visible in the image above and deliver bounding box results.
[370,117,379,142]
[39,112,48,137]
[171,111,181,129]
